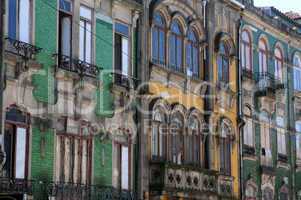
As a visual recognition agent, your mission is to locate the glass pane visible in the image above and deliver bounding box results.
[85,22,92,63]
[246,46,251,70]
[169,36,176,67]
[218,56,223,81]
[121,146,129,190]
[80,6,92,20]
[186,44,192,74]
[171,21,181,35]
[15,127,27,179]
[79,21,85,61]
[115,23,129,37]
[8,0,17,39]
[193,47,199,76]
[60,0,72,12]
[152,28,158,61]
[159,30,165,64]
[176,38,182,71]
[154,12,165,27]
[122,37,129,75]
[61,17,71,56]
[152,124,158,156]
[19,0,30,43]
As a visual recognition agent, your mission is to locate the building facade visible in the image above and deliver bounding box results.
[239,1,301,200]
[0,0,140,199]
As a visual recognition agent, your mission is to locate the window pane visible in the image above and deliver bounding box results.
[19,0,30,43]
[115,23,129,37]
[241,44,246,68]
[60,0,72,12]
[8,0,17,39]
[176,38,182,71]
[193,47,199,76]
[85,22,92,63]
[122,37,129,75]
[80,6,92,20]
[186,44,192,74]
[79,21,85,61]
[218,56,223,81]
[81,140,87,184]
[159,30,165,64]
[152,124,158,156]
[61,16,71,56]
[169,36,176,67]
[121,146,129,190]
[152,28,158,61]
[246,46,251,70]
[15,127,27,179]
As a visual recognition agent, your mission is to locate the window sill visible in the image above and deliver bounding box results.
[278,154,288,163]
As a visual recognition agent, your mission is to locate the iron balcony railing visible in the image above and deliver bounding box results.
[0,177,136,200]
[5,37,42,60]
[254,72,284,91]
[113,72,139,89]
[53,53,100,78]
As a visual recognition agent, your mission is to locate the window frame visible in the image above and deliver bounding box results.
[274,47,283,81]
[219,120,232,176]
[151,12,166,66]
[186,29,200,78]
[259,39,268,74]
[185,115,201,166]
[293,54,301,91]
[217,41,230,84]
[241,30,252,71]
[169,20,184,72]
[8,0,33,43]
[56,121,93,185]
[168,112,184,164]
[79,4,93,64]
[115,142,131,190]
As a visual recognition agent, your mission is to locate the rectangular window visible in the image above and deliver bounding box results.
[56,134,92,184]
[277,130,286,155]
[4,123,28,179]
[115,23,130,76]
[8,0,32,42]
[79,6,92,63]
[297,134,301,161]
[244,119,254,147]
[59,0,72,57]
[261,123,272,165]
[117,144,130,190]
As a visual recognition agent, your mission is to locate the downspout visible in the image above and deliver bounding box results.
[237,15,245,200]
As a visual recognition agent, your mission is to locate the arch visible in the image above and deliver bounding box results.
[187,20,205,41]
[279,185,289,200]
[219,117,233,138]
[219,117,232,175]
[214,32,236,56]
[262,186,274,200]
[170,12,187,32]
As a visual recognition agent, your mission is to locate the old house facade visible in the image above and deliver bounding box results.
[0,0,140,199]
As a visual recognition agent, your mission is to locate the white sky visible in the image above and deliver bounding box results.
[254,0,301,13]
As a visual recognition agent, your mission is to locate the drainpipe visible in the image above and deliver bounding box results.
[237,15,245,200]
[0,0,5,172]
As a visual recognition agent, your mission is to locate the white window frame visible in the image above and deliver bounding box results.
[79,5,93,63]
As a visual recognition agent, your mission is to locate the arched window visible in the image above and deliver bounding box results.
[259,39,268,74]
[186,115,201,165]
[186,29,199,78]
[151,107,167,159]
[218,41,230,83]
[169,112,184,164]
[293,54,301,91]
[262,187,274,200]
[152,12,166,65]
[220,119,231,175]
[274,47,283,81]
[241,30,252,71]
[169,20,183,72]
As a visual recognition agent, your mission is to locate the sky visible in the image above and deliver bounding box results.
[254,0,301,13]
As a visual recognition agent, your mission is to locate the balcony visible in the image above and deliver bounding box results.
[149,161,234,197]
[113,73,139,90]
[254,72,284,97]
[0,178,136,200]
[54,54,100,78]
[5,37,42,60]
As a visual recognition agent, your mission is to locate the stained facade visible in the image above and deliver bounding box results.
[0,0,301,200]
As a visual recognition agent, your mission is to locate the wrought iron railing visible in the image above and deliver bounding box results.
[113,73,139,89]
[5,37,42,60]
[254,72,284,91]
[0,178,136,200]
[54,53,100,78]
